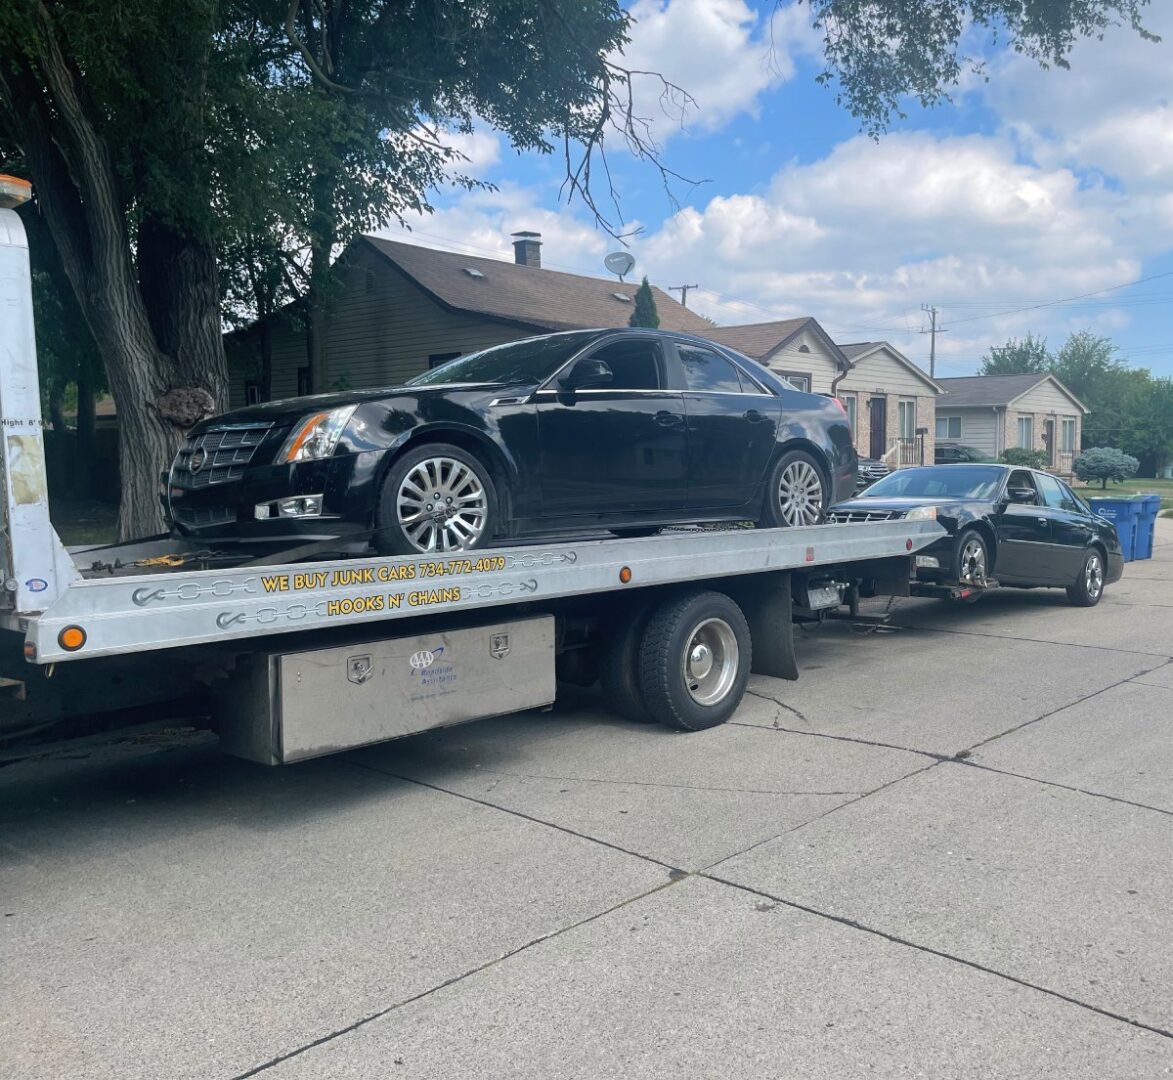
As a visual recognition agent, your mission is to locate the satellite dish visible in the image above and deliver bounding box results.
[604,251,636,282]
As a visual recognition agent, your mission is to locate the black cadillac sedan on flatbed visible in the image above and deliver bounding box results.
[829,464,1124,606]
[164,328,857,555]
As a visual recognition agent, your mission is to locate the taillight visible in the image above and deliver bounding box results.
[831,397,848,415]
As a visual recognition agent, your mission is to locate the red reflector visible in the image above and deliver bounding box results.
[906,539,914,550]
[805,546,815,563]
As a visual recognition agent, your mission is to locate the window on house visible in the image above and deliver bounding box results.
[244,381,261,405]
[842,395,857,434]
[936,415,962,440]
[429,352,461,370]
[297,367,311,396]
[898,399,916,440]
[1061,418,1077,453]
[777,371,811,393]
[1017,415,1033,448]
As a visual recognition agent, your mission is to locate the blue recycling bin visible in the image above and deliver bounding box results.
[1134,494,1162,560]
[1088,497,1142,561]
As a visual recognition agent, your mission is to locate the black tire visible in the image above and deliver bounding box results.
[598,603,656,722]
[757,450,828,529]
[953,528,990,589]
[638,591,751,731]
[1067,548,1106,607]
[375,442,496,556]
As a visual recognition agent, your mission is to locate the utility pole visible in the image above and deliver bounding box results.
[670,284,698,308]
[919,304,943,378]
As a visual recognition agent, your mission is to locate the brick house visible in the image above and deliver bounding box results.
[934,373,1088,474]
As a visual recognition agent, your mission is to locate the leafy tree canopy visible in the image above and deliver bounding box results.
[980,333,1050,375]
[805,0,1159,134]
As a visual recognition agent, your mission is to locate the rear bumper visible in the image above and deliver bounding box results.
[1106,550,1125,584]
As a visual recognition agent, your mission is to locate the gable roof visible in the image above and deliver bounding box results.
[700,318,849,370]
[936,372,1088,412]
[360,236,714,334]
[837,340,943,394]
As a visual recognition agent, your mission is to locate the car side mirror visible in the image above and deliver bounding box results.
[562,357,613,392]
[1008,488,1035,504]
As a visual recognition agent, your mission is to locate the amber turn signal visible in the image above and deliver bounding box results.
[58,625,87,652]
[619,566,632,583]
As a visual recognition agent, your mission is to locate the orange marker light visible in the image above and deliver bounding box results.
[619,566,632,583]
[58,626,87,652]
[284,412,329,461]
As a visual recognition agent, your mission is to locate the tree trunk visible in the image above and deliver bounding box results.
[306,169,336,393]
[75,358,96,491]
[259,320,273,401]
[48,386,68,441]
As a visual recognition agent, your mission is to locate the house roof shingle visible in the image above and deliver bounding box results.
[839,341,879,362]
[698,318,814,359]
[362,236,714,334]
[936,373,1057,407]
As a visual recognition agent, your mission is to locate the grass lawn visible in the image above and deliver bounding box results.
[50,499,118,546]
[1071,477,1173,512]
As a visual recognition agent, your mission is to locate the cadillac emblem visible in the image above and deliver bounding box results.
[189,447,207,474]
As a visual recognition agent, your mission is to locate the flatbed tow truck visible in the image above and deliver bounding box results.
[0,181,949,762]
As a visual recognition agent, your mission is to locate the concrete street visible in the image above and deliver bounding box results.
[3,520,1171,1079]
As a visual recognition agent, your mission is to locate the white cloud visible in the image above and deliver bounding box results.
[637,132,1159,374]
[436,129,502,179]
[617,0,816,137]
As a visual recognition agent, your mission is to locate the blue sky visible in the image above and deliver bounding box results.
[381,0,1173,380]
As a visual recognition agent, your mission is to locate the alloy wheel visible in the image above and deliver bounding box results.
[777,460,824,526]
[959,537,987,586]
[1085,553,1104,599]
[681,617,739,706]
[396,456,487,552]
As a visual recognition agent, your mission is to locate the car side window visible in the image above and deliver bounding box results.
[1036,473,1070,510]
[676,344,744,394]
[1057,479,1089,514]
[587,339,663,391]
[1006,470,1039,505]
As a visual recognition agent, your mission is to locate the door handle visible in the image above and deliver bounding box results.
[655,410,683,427]
[1037,517,1048,527]
[744,409,765,422]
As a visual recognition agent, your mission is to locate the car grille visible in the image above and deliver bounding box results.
[830,509,908,523]
[171,423,273,490]
[170,504,235,528]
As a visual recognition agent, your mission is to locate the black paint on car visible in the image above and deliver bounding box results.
[164,328,858,555]
[829,463,1124,606]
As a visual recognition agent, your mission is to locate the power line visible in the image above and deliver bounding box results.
[669,284,699,308]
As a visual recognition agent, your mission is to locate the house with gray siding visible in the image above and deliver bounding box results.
[227,232,713,405]
[934,373,1088,474]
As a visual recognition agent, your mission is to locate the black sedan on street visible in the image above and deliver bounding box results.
[165,329,857,555]
[829,464,1124,605]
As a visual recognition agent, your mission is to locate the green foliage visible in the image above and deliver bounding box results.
[1074,447,1140,489]
[805,0,1159,134]
[980,334,1050,376]
[1000,447,1048,469]
[629,277,660,329]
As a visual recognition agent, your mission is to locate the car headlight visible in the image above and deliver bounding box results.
[905,506,937,521]
[277,406,357,463]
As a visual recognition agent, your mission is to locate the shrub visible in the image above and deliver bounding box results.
[1000,447,1048,469]
[1074,447,1140,490]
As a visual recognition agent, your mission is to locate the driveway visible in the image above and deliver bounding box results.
[3,521,1171,1078]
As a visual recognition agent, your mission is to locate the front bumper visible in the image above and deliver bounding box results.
[164,451,382,543]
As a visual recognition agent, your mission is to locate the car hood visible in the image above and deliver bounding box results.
[194,382,528,430]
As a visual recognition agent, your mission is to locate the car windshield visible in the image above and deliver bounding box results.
[407,332,596,387]
[862,465,1005,500]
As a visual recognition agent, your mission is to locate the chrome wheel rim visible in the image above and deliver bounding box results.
[777,460,824,526]
[959,538,987,586]
[1085,553,1103,598]
[396,457,487,553]
[682,618,739,706]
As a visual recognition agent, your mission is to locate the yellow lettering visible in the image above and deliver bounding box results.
[261,574,289,593]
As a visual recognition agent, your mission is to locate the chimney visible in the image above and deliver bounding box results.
[511,230,542,268]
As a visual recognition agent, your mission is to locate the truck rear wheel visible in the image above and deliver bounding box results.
[598,603,655,722]
[638,591,751,731]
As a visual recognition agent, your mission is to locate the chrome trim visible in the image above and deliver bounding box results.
[530,388,680,397]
